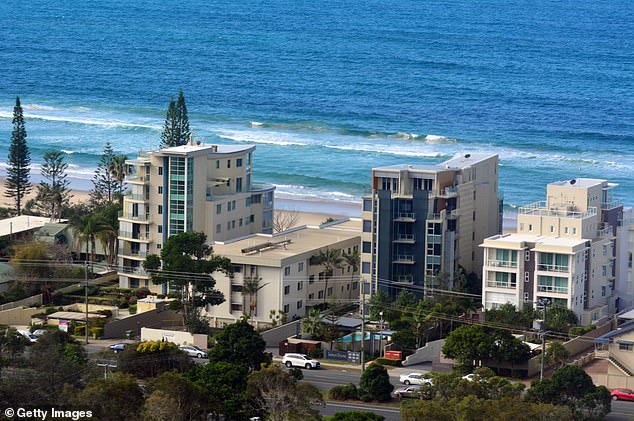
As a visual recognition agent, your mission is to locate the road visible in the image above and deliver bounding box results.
[299,364,431,390]
[606,400,634,421]
[317,402,401,421]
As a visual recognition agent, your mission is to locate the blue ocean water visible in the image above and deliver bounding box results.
[0,0,632,207]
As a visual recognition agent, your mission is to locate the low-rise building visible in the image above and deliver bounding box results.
[205,219,361,329]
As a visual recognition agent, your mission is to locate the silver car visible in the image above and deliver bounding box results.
[179,345,208,359]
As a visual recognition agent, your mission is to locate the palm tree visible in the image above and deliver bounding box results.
[108,154,128,198]
[243,276,268,317]
[315,248,344,304]
[343,249,360,288]
[70,213,103,263]
[96,204,120,266]
[301,308,324,340]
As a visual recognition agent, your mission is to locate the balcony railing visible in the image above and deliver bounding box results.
[486,281,517,289]
[597,226,614,238]
[518,201,596,219]
[439,186,458,198]
[119,231,151,241]
[393,255,415,264]
[396,276,414,284]
[395,212,416,222]
[602,199,622,210]
[427,213,442,221]
[124,193,149,201]
[394,234,415,243]
[127,174,151,183]
[487,260,518,269]
[537,285,568,294]
[119,211,151,222]
[537,263,569,273]
[119,267,149,277]
[120,248,148,258]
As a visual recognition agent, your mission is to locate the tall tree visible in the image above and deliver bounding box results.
[315,248,344,303]
[107,154,128,199]
[70,213,104,263]
[34,151,71,221]
[208,318,267,371]
[5,96,31,215]
[243,276,267,317]
[175,88,191,145]
[144,231,232,333]
[160,89,191,148]
[91,142,118,204]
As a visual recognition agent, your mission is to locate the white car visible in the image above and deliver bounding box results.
[32,329,48,337]
[16,329,38,343]
[392,385,422,399]
[462,373,479,382]
[399,372,433,386]
[282,353,320,369]
[179,345,208,359]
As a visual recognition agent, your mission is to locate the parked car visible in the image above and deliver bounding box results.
[282,353,321,369]
[110,343,128,354]
[392,385,422,399]
[611,388,634,401]
[399,372,433,386]
[179,345,208,359]
[16,329,38,343]
[462,373,480,382]
[32,329,49,337]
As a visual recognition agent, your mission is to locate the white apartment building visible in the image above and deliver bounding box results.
[206,219,361,328]
[118,142,274,292]
[616,207,634,309]
[482,178,623,324]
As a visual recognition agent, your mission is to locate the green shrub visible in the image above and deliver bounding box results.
[308,347,324,358]
[375,357,401,367]
[74,325,85,336]
[359,364,393,402]
[328,383,359,400]
[128,304,137,315]
[91,327,104,338]
[568,324,596,338]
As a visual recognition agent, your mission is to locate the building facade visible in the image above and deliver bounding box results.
[616,207,634,310]
[118,142,274,292]
[360,153,502,297]
[205,219,361,328]
[482,178,623,324]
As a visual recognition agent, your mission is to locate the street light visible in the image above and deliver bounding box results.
[538,298,550,381]
[379,311,384,358]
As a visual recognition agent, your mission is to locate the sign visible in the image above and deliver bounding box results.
[324,350,361,364]
[384,350,402,360]
[58,320,69,333]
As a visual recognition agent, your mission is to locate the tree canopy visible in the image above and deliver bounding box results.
[5,96,31,215]
[160,89,191,148]
[208,319,267,371]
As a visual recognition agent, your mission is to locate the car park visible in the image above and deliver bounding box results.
[611,388,634,401]
[282,353,320,369]
[399,372,433,386]
[179,345,208,359]
[109,343,128,353]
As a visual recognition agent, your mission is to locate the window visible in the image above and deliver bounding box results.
[363,220,372,232]
[619,343,633,351]
[284,285,290,295]
[362,262,371,274]
[550,225,554,233]
[363,241,371,253]
[363,199,372,212]
[158,186,163,194]
[158,166,163,175]
[327,287,333,296]
[216,160,220,169]
[236,177,242,192]
[308,275,315,284]
[309,293,314,300]
[298,262,304,272]
[297,282,303,291]
[318,291,324,299]
[157,243,162,249]
[231,303,243,312]
[524,292,530,302]
[237,158,243,167]
[250,215,255,223]
[227,160,231,168]
[239,218,243,226]
[473,211,476,221]
[158,205,163,215]
[216,224,221,233]
[525,272,529,282]
[573,227,577,235]
[216,204,222,214]
[528,224,533,231]
[564,227,569,234]
[284,266,291,276]
[525,251,531,261]
[283,304,290,313]
[158,225,163,234]
[297,300,303,309]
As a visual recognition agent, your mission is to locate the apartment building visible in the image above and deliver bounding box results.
[616,207,634,310]
[205,219,361,328]
[482,178,623,324]
[360,153,502,297]
[118,142,274,292]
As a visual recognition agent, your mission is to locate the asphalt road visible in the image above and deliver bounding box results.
[317,402,401,421]
[606,400,634,421]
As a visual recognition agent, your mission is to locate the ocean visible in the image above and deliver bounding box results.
[0,0,632,209]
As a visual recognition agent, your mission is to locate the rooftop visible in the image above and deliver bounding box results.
[211,218,361,265]
[594,319,634,344]
[549,178,609,189]
[482,233,588,249]
[157,143,256,156]
[374,153,496,172]
[0,216,53,237]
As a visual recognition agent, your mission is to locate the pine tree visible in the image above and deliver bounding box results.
[34,151,71,221]
[4,96,31,215]
[176,88,191,146]
[160,89,191,148]
[91,142,118,204]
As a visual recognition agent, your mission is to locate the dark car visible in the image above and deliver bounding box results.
[392,385,422,399]
[109,343,128,353]
[611,388,634,401]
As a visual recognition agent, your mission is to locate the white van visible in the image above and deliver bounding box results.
[282,353,320,369]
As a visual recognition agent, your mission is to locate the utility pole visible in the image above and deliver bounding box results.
[84,261,89,345]
[96,361,117,380]
[360,295,365,371]
[379,311,384,359]
[539,298,549,381]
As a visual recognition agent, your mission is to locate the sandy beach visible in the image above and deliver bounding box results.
[0,176,91,210]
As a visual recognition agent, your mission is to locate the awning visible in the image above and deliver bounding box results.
[617,340,634,346]
[593,338,610,344]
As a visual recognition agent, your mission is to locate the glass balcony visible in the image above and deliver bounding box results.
[536,285,568,294]
[394,212,416,222]
[393,255,415,264]
[486,281,517,289]
[537,263,569,273]
[487,259,518,268]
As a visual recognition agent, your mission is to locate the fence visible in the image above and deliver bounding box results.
[0,294,42,312]
[0,306,41,325]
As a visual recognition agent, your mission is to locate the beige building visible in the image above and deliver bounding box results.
[118,142,274,292]
[594,319,634,376]
[360,153,501,297]
[482,178,623,324]
[205,219,361,328]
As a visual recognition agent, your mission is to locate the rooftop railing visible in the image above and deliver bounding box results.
[518,201,597,219]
